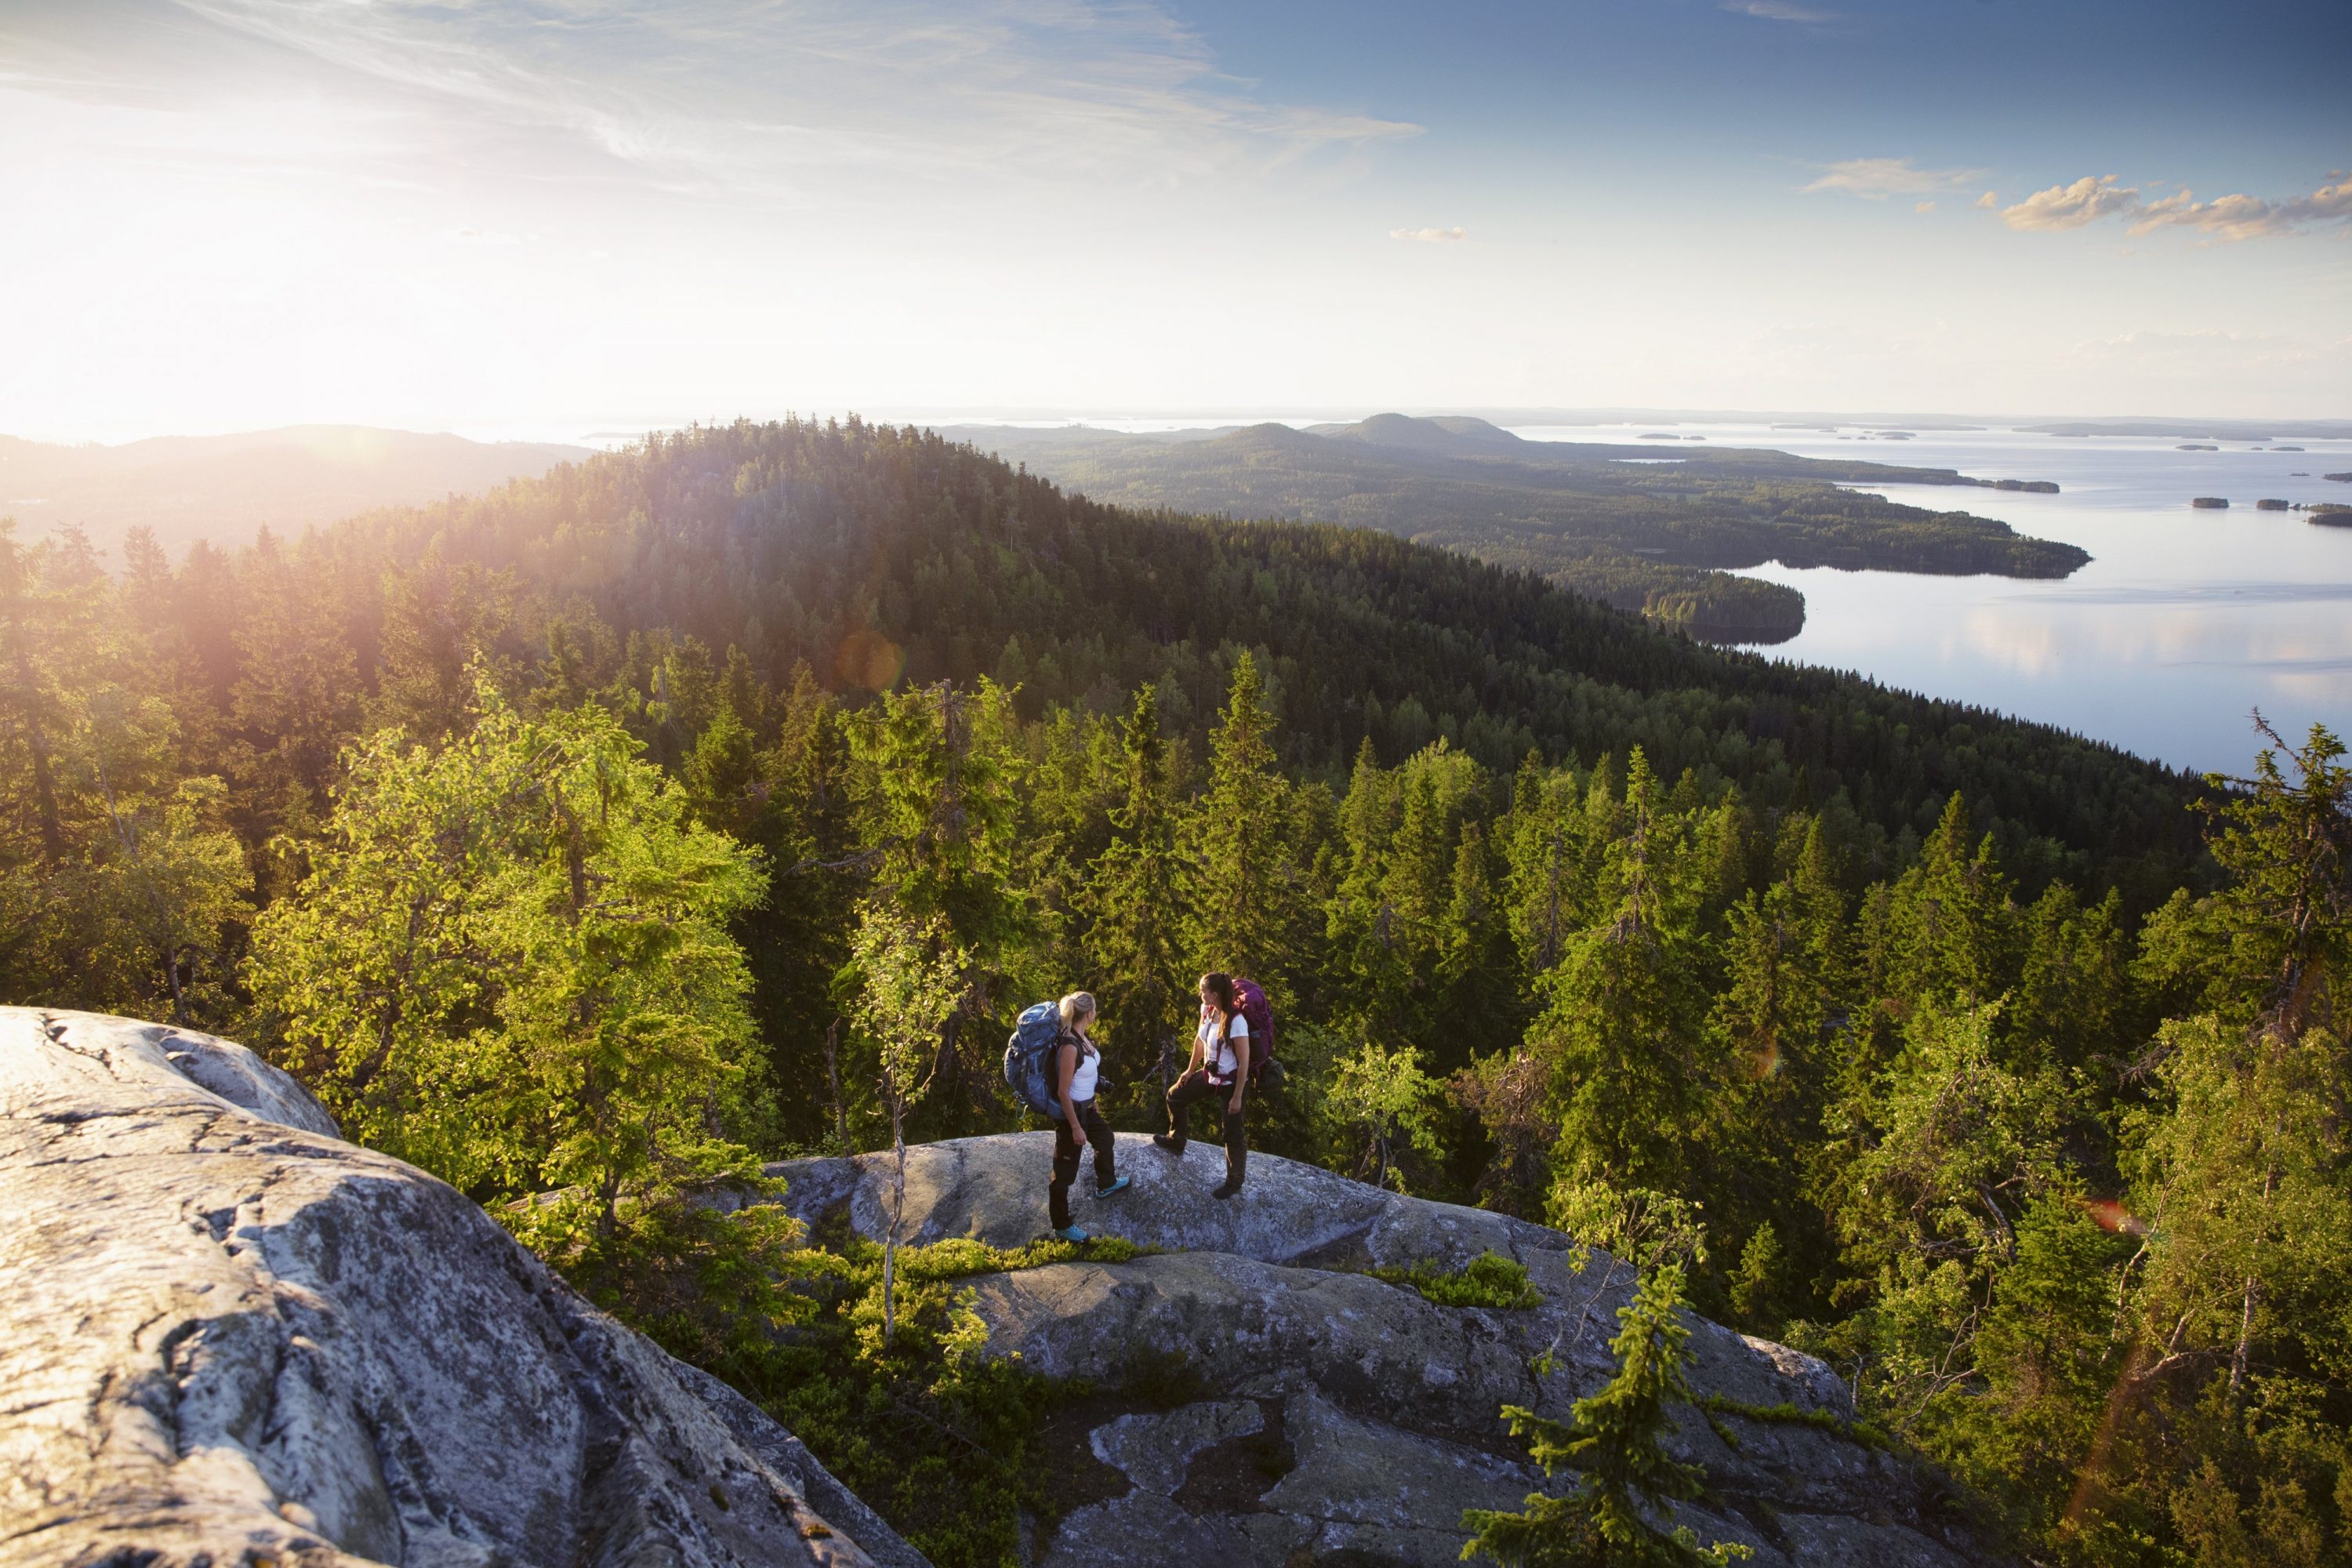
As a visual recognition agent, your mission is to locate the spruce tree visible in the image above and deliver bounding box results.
[1187,651,1294,978]
[1529,752,1710,1193]
[1462,1263,1750,1567]
[850,679,1029,1113]
[1083,685,1192,1092]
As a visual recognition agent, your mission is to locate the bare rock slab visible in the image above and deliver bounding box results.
[768,1134,1994,1566]
[0,1007,922,1568]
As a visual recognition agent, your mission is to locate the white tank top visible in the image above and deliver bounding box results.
[1200,1013,1249,1077]
[1065,1038,1100,1103]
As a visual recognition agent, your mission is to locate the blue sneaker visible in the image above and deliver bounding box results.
[1096,1175,1131,1200]
[1054,1225,1090,1243]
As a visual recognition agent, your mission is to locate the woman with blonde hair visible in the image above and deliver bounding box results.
[1048,991,1127,1241]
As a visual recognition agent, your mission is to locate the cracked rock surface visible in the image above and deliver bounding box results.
[0,1007,925,1568]
[768,1134,1998,1567]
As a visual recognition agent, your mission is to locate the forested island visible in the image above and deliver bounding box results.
[3,417,2341,1568]
[949,414,2085,644]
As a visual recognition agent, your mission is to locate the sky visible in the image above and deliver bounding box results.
[2,0,2348,441]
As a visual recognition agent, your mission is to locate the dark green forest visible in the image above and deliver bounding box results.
[3,416,2343,1567]
[951,413,2088,642]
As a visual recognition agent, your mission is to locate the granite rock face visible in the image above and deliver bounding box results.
[768,1134,1995,1568]
[0,1007,924,1568]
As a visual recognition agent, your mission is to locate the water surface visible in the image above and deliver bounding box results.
[1511,421,2352,775]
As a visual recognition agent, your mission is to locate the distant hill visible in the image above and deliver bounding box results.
[1306,411,1531,452]
[0,426,591,554]
[940,414,2085,644]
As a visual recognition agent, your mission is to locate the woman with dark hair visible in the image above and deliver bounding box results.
[1153,971,1250,1199]
[1049,991,1127,1241]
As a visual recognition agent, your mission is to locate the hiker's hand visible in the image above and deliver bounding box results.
[1228,1093,1243,1115]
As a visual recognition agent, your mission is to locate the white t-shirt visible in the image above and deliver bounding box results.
[1200,1012,1250,1079]
[1063,1036,1100,1103]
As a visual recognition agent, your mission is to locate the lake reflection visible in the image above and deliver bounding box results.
[1512,422,2352,776]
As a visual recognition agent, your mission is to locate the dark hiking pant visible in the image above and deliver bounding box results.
[1050,1099,1117,1230]
[1164,1069,1247,1189]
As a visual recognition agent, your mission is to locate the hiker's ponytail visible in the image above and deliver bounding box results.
[1058,992,1098,1029]
[1200,973,1236,1014]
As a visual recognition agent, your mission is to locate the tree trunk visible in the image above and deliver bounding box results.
[823,1017,850,1155]
[162,947,188,1025]
[883,1094,906,1348]
[2228,1274,2259,1399]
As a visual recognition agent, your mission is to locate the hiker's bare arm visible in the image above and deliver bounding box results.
[1058,1042,1085,1146]
[1228,1035,1248,1114]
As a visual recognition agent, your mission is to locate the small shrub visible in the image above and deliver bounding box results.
[898,1232,1151,1281]
[1696,1392,1890,1451]
[574,1213,1151,1568]
[1369,1249,1541,1308]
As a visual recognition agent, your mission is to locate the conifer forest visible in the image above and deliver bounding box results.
[3,419,2345,1566]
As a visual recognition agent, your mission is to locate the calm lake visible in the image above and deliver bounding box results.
[1510,421,2352,777]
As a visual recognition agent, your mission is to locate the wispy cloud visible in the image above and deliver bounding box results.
[1804,156,1981,199]
[1722,1,1836,22]
[1390,226,1466,241]
[2003,172,2352,240]
[1975,191,1998,209]
[1914,201,1936,213]
[126,0,1421,197]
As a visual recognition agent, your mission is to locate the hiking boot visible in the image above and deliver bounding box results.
[1095,1175,1131,1200]
[1053,1225,1090,1243]
[1152,1134,1184,1155]
[1211,1181,1242,1201]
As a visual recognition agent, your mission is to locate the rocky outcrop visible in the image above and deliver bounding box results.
[0,1007,1992,1568]
[768,1136,1994,1567]
[0,1007,922,1568]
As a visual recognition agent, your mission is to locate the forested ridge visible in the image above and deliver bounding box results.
[4,416,2344,1567]
[948,414,2088,643]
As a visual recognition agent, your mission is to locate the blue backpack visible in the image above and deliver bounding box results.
[1004,1002,1067,1120]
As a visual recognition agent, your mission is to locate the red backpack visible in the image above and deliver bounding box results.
[1230,977,1283,1089]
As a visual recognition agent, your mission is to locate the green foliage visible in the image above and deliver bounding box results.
[246,681,768,1229]
[1369,1249,1541,1309]
[0,521,252,1022]
[581,1204,1156,1568]
[1327,1037,1449,1192]
[1692,1394,1889,1453]
[1523,754,1719,1193]
[11,423,2345,1568]
[889,1232,1153,1279]
[1188,651,1303,981]
[1079,684,1193,1102]
[1549,1184,1712,1277]
[1461,1264,1751,1566]
[669,1217,1096,1568]
[845,902,969,1345]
